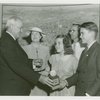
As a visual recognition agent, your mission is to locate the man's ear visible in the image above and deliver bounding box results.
[10,24,13,30]
[89,30,94,36]
[10,24,15,32]
[92,31,96,39]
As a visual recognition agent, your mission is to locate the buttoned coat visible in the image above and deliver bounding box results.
[67,42,100,96]
[0,32,40,95]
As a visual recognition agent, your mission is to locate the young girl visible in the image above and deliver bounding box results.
[49,35,78,96]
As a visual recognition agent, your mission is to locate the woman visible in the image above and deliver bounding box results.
[22,27,50,96]
[49,35,78,96]
[68,24,85,60]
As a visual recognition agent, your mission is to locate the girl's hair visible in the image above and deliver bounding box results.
[53,35,73,55]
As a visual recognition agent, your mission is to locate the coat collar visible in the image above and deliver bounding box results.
[87,40,96,50]
[2,31,17,43]
[85,41,98,54]
[6,31,16,40]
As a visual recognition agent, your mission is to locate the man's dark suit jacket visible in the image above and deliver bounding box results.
[0,32,40,95]
[67,42,100,96]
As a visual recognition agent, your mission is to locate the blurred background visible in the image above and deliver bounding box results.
[0,4,99,46]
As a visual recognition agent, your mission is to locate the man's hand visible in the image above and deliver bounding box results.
[52,79,68,90]
[39,75,54,88]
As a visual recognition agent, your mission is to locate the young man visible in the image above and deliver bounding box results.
[0,16,53,95]
[53,22,100,96]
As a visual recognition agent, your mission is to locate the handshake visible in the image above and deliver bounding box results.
[39,70,68,91]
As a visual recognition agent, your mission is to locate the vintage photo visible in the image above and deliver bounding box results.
[0,3,99,96]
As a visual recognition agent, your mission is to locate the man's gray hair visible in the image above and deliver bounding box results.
[6,16,22,29]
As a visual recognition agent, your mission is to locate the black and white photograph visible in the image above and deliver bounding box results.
[0,0,100,99]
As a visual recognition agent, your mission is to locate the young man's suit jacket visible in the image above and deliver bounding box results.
[0,32,40,95]
[67,42,100,96]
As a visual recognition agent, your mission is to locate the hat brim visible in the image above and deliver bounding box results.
[29,29,46,35]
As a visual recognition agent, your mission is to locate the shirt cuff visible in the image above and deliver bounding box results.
[85,93,91,96]
[65,80,69,87]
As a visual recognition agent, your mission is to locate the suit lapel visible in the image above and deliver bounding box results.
[15,39,29,58]
[78,42,98,71]
[86,42,97,55]
[3,32,28,58]
[80,42,97,58]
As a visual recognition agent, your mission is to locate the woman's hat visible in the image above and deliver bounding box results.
[29,27,45,36]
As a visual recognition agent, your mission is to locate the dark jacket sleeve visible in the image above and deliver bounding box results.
[66,72,78,88]
[86,48,100,96]
[66,49,85,88]
[0,40,40,85]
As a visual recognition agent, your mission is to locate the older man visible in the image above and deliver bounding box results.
[0,16,53,95]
